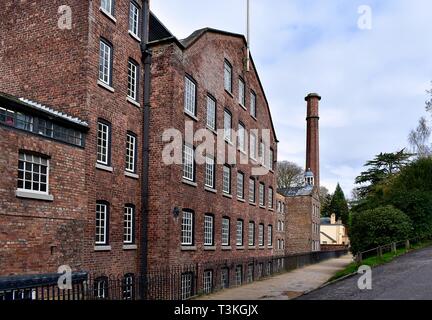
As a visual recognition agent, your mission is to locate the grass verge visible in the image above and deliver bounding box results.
[328,240,432,282]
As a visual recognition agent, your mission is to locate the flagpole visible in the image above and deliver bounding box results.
[246,0,251,72]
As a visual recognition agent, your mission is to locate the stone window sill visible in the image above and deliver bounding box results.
[237,198,246,203]
[204,246,216,251]
[16,190,54,202]
[259,205,266,210]
[96,163,113,172]
[206,126,218,135]
[239,103,247,111]
[125,171,139,179]
[127,97,141,108]
[223,193,233,199]
[97,80,114,93]
[236,246,245,250]
[204,187,217,194]
[94,245,112,252]
[99,7,117,23]
[249,202,257,206]
[225,89,234,98]
[182,179,197,188]
[123,244,137,250]
[221,246,232,251]
[248,246,256,250]
[181,246,197,251]
[128,30,141,42]
[184,111,198,122]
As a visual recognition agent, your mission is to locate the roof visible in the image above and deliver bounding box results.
[0,92,88,129]
[278,185,314,197]
[148,17,279,143]
[320,217,344,226]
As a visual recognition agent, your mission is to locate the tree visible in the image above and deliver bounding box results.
[319,186,332,217]
[276,161,304,189]
[354,149,412,198]
[408,117,431,158]
[328,183,349,225]
[350,206,413,255]
[384,157,432,238]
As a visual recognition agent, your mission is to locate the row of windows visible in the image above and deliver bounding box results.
[95,201,135,246]
[97,120,137,173]
[94,273,135,300]
[184,77,274,170]
[99,39,141,103]
[224,60,257,118]
[183,145,274,208]
[1,107,84,147]
[181,210,273,248]
[180,260,283,299]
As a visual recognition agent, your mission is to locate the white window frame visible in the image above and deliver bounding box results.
[222,218,230,246]
[224,60,232,93]
[237,172,244,200]
[236,220,243,246]
[124,205,134,244]
[100,0,114,16]
[183,144,195,182]
[204,215,214,246]
[96,203,108,245]
[248,222,255,247]
[250,133,257,160]
[259,224,264,247]
[259,183,265,207]
[125,133,136,173]
[223,165,231,194]
[238,78,245,106]
[249,178,255,203]
[238,122,246,152]
[224,109,232,143]
[99,40,112,86]
[206,95,216,130]
[181,211,194,246]
[268,225,273,247]
[268,187,274,209]
[128,1,140,38]
[205,156,215,189]
[127,60,139,101]
[97,121,110,165]
[181,273,193,300]
[184,76,196,117]
[250,91,256,118]
[17,153,49,195]
[203,270,213,294]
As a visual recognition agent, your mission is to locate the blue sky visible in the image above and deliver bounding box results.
[152,0,432,196]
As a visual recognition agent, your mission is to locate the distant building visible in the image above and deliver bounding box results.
[320,214,349,246]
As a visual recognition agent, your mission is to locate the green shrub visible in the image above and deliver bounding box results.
[350,206,413,254]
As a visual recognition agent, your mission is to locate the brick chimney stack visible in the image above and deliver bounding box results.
[305,93,321,188]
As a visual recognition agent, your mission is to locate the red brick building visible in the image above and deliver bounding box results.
[0,0,145,278]
[147,24,279,270]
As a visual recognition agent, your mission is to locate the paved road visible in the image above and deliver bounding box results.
[299,246,432,300]
[197,255,353,300]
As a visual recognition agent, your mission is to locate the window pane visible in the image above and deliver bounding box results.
[238,123,245,152]
[224,110,232,142]
[17,153,49,194]
[223,165,231,194]
[126,134,136,172]
[205,156,214,188]
[97,122,110,165]
[204,215,214,246]
[184,77,196,116]
[238,78,245,105]
[129,2,139,36]
[237,172,244,199]
[206,96,216,130]
[181,211,193,245]
[183,145,194,181]
[224,61,232,92]
[128,61,138,100]
[99,40,111,85]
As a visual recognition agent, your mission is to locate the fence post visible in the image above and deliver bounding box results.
[356,252,363,264]
[406,240,410,251]
[392,243,397,254]
[377,246,383,259]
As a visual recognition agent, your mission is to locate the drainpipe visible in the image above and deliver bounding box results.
[140,0,152,299]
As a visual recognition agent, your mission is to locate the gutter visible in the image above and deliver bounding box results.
[140,0,152,299]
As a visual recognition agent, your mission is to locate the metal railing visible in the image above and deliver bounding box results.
[0,249,348,301]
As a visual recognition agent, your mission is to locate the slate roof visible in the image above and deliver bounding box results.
[278,185,314,197]
[149,11,174,43]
